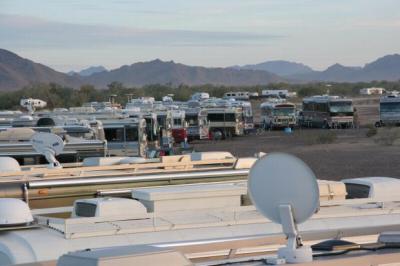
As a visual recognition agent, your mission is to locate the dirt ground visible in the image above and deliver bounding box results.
[193,95,399,181]
[192,128,400,181]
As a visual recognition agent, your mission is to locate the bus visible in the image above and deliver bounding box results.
[300,95,354,128]
[260,101,296,129]
[376,94,400,127]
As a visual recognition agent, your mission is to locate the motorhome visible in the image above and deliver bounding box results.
[202,100,244,139]
[300,95,354,128]
[260,101,297,129]
[2,174,400,265]
[376,94,400,127]
[170,109,187,143]
[232,100,254,133]
[191,92,209,101]
[223,91,250,100]
[184,105,209,140]
[0,127,106,165]
[102,118,147,157]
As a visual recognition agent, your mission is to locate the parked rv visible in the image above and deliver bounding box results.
[170,109,188,143]
[102,118,147,157]
[223,91,250,100]
[260,101,297,129]
[376,94,400,127]
[300,95,354,128]
[202,100,244,139]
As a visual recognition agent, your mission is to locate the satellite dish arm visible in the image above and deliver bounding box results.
[43,148,61,169]
[279,205,301,249]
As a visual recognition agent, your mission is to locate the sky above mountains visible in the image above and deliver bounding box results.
[1,0,399,72]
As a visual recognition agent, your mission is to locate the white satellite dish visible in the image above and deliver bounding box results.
[31,132,64,169]
[248,153,319,264]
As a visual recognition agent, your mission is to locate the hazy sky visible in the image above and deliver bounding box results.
[1,0,399,72]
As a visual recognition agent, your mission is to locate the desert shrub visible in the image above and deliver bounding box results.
[374,127,400,146]
[302,130,337,145]
[366,125,378,137]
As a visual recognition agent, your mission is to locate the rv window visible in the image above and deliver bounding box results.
[75,202,97,217]
[185,115,198,126]
[104,128,124,142]
[125,127,139,141]
[208,113,224,122]
[173,118,182,125]
[225,113,236,122]
[345,183,370,199]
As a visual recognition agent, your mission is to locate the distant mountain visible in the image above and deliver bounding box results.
[232,60,314,76]
[0,49,81,91]
[0,48,399,91]
[290,54,400,82]
[68,66,107,77]
[84,59,284,87]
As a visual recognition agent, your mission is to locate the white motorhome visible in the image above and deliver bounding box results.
[231,100,254,133]
[201,99,244,139]
[191,92,209,101]
[184,106,209,140]
[102,118,147,157]
[360,87,385,95]
[223,91,250,100]
[260,101,296,129]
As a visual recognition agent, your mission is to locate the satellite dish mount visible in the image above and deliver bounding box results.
[248,153,319,264]
[31,133,64,169]
[277,205,312,263]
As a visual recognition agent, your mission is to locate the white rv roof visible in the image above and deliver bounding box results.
[303,95,352,103]
[380,94,400,103]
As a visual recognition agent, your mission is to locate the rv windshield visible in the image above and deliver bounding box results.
[329,102,353,113]
[381,102,400,113]
[185,114,198,126]
[273,107,295,116]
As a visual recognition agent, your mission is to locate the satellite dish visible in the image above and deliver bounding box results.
[31,132,64,169]
[248,153,319,263]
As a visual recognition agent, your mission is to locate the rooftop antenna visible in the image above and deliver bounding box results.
[248,153,319,264]
[31,132,64,169]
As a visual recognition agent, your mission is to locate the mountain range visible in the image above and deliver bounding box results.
[68,66,107,77]
[0,48,399,91]
[0,49,82,91]
[231,60,314,77]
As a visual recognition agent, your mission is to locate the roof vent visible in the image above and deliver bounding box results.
[0,198,33,226]
[0,157,21,173]
[72,198,147,218]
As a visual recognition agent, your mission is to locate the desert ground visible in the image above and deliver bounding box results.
[192,96,400,181]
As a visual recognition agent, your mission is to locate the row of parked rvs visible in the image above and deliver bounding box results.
[0,92,399,165]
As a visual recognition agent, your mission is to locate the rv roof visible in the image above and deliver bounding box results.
[303,95,352,103]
